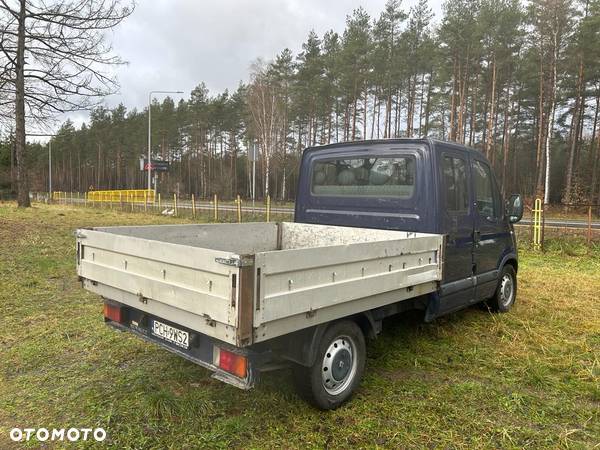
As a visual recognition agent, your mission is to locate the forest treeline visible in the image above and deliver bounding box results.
[1,0,600,205]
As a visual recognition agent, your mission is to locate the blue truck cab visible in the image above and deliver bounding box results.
[295,138,523,322]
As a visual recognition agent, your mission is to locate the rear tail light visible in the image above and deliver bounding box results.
[213,347,247,378]
[103,302,123,323]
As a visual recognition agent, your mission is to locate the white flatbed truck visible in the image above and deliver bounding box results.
[76,138,523,409]
[76,222,443,408]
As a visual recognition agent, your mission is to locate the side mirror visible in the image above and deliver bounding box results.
[506,194,523,223]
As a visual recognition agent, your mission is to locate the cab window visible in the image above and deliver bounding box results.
[442,155,469,213]
[311,156,415,199]
[472,160,497,218]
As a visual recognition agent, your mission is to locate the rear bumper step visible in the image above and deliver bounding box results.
[105,307,256,390]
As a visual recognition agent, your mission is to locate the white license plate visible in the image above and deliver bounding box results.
[151,320,189,349]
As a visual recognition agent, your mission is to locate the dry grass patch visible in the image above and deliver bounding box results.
[0,202,598,448]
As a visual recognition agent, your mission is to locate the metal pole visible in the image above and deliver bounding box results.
[147,92,152,192]
[533,198,542,251]
[252,142,256,212]
[48,140,52,201]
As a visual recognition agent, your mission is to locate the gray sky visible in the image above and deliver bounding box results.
[63,0,443,129]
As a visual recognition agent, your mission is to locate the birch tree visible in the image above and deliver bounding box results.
[247,61,283,198]
[530,0,573,204]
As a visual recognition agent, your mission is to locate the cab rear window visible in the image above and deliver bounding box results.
[311,156,415,198]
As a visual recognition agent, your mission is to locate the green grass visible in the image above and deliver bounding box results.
[0,203,598,449]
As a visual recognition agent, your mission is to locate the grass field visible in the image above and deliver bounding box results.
[0,203,598,449]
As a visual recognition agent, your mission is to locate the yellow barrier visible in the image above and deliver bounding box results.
[87,189,155,204]
[532,198,543,250]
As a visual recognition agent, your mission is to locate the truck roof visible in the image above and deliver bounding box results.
[303,138,484,158]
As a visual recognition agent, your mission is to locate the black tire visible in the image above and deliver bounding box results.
[293,320,366,410]
[487,264,517,312]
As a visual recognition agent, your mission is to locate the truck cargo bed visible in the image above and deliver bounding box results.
[76,222,444,346]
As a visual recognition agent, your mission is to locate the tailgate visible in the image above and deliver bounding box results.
[76,228,245,346]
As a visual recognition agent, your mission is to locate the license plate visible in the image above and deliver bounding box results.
[151,320,189,349]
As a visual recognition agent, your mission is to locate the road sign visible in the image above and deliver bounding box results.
[140,158,170,172]
[249,143,259,162]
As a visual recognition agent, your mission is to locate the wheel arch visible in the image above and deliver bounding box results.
[500,252,518,273]
[276,313,376,368]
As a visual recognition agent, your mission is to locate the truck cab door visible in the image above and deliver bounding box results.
[437,150,476,314]
[471,157,505,301]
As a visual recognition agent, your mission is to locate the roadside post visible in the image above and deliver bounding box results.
[174,193,178,217]
[533,198,543,251]
[192,194,196,219]
[266,195,271,222]
[587,206,592,247]
[214,194,218,222]
[237,195,242,223]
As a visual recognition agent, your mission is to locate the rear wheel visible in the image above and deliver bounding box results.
[487,264,517,312]
[293,320,366,410]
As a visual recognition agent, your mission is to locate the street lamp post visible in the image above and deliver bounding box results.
[148,90,184,192]
[48,140,52,197]
[251,142,257,211]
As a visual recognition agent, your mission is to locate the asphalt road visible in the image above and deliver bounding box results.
[153,201,600,230]
[518,218,600,230]
[62,198,600,230]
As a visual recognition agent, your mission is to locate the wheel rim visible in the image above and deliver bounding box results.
[499,273,514,307]
[321,335,358,396]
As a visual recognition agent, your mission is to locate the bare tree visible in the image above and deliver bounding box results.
[0,0,133,206]
[247,60,283,198]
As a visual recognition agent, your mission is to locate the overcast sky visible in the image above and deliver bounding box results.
[61,0,443,130]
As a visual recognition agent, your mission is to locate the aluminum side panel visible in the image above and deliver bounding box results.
[253,282,437,342]
[254,234,443,337]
